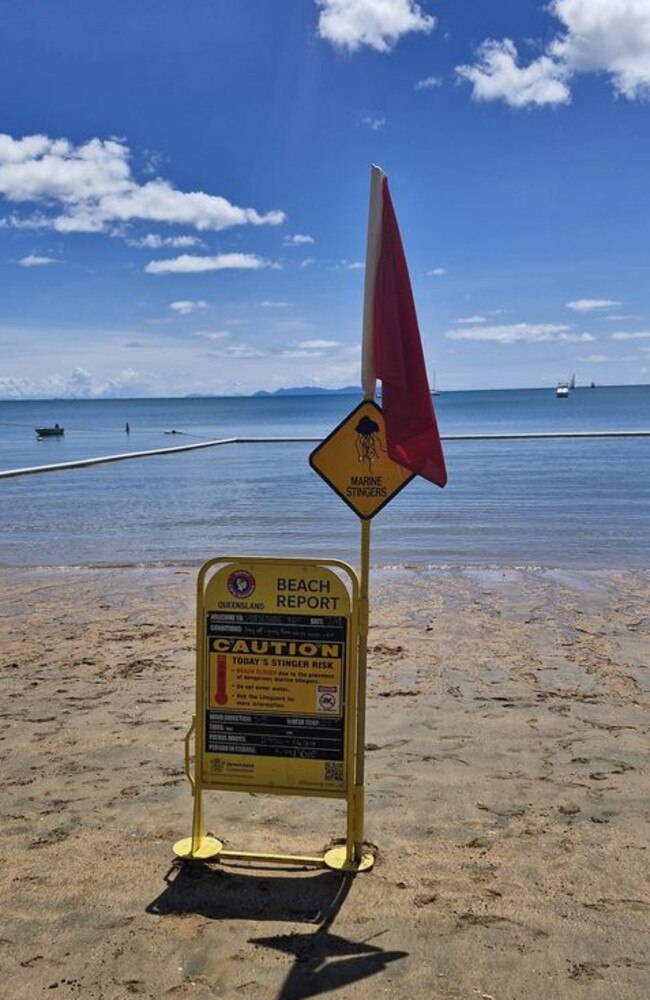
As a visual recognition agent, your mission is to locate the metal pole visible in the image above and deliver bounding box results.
[353,516,371,861]
[191,565,207,854]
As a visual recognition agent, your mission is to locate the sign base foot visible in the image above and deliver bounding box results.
[173,836,223,860]
[323,846,374,872]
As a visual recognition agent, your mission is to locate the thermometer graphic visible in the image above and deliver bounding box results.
[215,654,228,705]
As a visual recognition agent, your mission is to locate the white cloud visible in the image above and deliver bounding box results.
[549,0,650,100]
[64,367,93,396]
[415,75,441,90]
[610,330,650,340]
[0,365,148,399]
[0,133,285,234]
[89,367,148,397]
[145,253,270,274]
[457,1,650,107]
[445,322,594,344]
[346,261,365,270]
[295,339,343,349]
[567,298,622,312]
[206,336,348,360]
[0,319,364,398]
[207,342,266,359]
[169,300,208,315]
[272,318,316,333]
[454,315,487,324]
[581,354,609,363]
[283,233,315,246]
[283,339,355,358]
[17,254,58,267]
[0,376,45,399]
[360,113,386,130]
[192,330,231,341]
[300,258,315,268]
[260,300,290,308]
[1,213,52,230]
[427,267,446,276]
[457,39,571,108]
[128,233,203,249]
[316,0,436,53]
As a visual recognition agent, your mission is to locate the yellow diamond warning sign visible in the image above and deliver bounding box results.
[309,399,414,519]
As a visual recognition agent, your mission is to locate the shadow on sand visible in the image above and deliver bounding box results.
[147,861,407,999]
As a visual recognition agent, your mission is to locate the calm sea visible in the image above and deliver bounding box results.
[0,386,648,569]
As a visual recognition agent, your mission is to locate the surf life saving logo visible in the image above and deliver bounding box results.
[227,570,256,599]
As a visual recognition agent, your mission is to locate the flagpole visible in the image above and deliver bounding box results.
[350,165,385,862]
[352,515,371,861]
[361,165,384,398]
[317,167,445,869]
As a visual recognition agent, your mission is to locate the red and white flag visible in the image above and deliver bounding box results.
[361,165,447,488]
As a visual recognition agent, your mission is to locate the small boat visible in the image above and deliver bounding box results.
[35,424,64,437]
[556,381,570,398]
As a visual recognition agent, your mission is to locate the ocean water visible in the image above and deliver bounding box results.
[0,386,648,569]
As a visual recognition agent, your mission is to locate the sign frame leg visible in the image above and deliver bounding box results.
[172,565,224,862]
[323,517,374,872]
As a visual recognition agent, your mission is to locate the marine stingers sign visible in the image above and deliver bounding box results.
[309,399,414,519]
[200,558,354,796]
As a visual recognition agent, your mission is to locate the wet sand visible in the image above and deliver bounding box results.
[0,565,648,999]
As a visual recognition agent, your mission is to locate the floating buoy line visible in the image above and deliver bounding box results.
[1,430,649,480]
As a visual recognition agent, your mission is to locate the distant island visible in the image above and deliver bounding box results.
[252,385,360,397]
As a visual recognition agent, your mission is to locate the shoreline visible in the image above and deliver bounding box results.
[1,564,648,998]
[3,558,650,574]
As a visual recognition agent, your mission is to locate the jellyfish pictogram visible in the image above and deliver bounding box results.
[354,415,384,470]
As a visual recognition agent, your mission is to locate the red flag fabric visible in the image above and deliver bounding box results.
[372,176,447,487]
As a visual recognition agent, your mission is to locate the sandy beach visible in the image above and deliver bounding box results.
[0,564,648,999]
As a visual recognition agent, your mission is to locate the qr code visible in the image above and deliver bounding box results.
[324,761,344,783]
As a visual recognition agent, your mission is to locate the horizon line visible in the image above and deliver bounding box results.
[0,382,645,403]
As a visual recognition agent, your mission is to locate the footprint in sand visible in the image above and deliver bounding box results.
[28,825,73,849]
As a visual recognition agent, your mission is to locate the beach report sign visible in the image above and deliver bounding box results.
[198,558,356,796]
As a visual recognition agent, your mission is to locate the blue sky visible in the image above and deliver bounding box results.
[1,0,650,398]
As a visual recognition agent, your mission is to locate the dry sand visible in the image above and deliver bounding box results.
[0,564,648,999]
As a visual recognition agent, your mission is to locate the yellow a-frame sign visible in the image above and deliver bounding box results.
[173,555,373,871]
